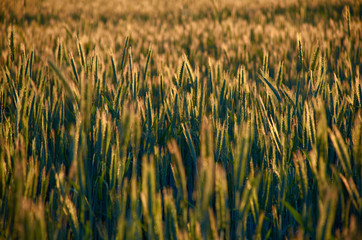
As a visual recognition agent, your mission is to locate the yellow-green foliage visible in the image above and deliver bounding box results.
[0,0,361,239]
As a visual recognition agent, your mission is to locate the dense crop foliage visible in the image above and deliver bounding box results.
[0,0,361,239]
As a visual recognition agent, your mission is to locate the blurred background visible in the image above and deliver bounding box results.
[1,0,360,77]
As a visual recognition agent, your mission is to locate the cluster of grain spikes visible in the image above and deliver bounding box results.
[1,6,361,239]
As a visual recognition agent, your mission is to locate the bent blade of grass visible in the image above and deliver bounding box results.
[258,71,282,102]
[281,200,303,227]
[339,173,360,210]
[328,126,352,176]
[183,54,194,83]
[48,60,79,102]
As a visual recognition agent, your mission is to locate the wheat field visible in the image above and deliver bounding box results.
[0,0,361,239]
